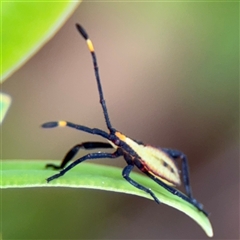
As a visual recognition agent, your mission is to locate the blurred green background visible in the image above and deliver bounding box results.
[1,2,239,239]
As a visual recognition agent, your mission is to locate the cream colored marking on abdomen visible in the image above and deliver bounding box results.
[124,137,181,186]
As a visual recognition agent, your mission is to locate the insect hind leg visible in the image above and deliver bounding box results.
[162,148,193,198]
[161,148,207,215]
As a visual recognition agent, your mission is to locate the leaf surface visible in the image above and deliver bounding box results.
[1,160,213,237]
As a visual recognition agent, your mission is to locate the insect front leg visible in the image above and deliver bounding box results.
[47,150,121,182]
[46,142,113,170]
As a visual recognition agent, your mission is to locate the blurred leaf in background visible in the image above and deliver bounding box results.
[1,0,81,82]
[0,93,11,124]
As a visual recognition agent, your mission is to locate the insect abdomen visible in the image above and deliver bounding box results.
[121,135,181,186]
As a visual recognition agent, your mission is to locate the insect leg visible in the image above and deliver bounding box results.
[161,148,207,214]
[46,142,113,170]
[162,148,193,198]
[141,162,208,215]
[122,164,161,204]
[47,150,121,183]
[134,155,207,215]
[42,121,110,139]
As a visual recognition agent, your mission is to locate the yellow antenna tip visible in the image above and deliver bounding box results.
[87,39,94,52]
[58,121,67,127]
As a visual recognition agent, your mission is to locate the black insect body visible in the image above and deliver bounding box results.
[42,24,208,216]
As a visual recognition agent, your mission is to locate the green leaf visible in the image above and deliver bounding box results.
[1,1,81,82]
[1,160,213,237]
[0,92,11,124]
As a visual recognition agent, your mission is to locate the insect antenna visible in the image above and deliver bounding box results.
[76,24,113,132]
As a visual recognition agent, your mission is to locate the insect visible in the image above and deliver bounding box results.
[42,23,208,216]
